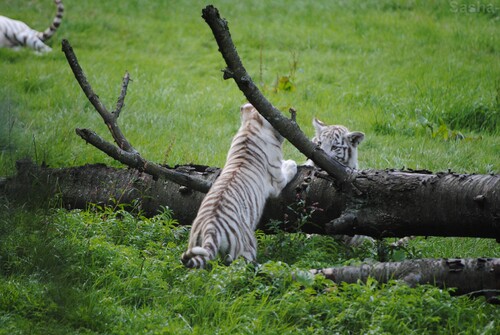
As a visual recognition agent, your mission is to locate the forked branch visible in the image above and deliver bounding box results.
[61,39,211,193]
[202,5,354,186]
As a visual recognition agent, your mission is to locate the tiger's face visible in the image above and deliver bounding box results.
[312,118,364,169]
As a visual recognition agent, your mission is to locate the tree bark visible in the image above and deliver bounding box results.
[2,160,499,240]
[309,257,500,299]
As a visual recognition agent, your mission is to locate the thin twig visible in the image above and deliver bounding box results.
[114,71,130,117]
[289,107,297,123]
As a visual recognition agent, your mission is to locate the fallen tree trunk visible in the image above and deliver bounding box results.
[4,164,499,299]
[2,159,499,240]
[309,257,500,300]
[51,32,500,242]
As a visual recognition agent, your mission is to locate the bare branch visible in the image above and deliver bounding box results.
[61,40,109,121]
[75,128,211,192]
[62,39,211,193]
[201,5,355,186]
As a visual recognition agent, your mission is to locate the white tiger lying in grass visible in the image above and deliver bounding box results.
[0,0,64,53]
[181,103,297,269]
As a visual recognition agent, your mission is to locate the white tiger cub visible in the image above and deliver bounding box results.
[306,118,371,247]
[0,0,64,53]
[305,117,364,169]
[181,103,297,269]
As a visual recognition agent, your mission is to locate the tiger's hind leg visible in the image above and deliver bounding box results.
[241,233,258,263]
[13,30,52,53]
[221,231,257,266]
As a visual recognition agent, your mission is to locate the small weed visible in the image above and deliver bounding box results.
[417,114,469,141]
[273,52,299,93]
[375,238,423,262]
[274,75,296,92]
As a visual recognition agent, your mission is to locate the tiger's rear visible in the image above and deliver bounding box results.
[181,103,297,269]
[0,0,64,52]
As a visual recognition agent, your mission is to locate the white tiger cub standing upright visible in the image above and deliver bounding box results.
[181,103,297,269]
[305,118,364,169]
[0,0,64,53]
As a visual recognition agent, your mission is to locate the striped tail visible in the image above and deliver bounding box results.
[37,0,64,42]
[181,226,223,269]
[181,247,213,269]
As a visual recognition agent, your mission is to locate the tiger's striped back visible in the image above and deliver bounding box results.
[0,0,64,53]
[181,103,297,269]
[306,117,364,169]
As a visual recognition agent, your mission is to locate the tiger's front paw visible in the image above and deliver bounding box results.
[282,159,298,182]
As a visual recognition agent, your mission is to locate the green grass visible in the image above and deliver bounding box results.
[1,0,500,333]
[1,205,499,334]
[1,0,499,174]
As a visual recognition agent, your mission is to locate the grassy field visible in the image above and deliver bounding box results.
[1,0,499,334]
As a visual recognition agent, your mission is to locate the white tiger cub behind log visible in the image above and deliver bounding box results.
[306,117,371,247]
[0,0,64,53]
[305,118,364,169]
[181,103,297,269]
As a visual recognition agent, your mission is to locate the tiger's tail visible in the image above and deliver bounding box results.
[181,228,220,269]
[181,247,213,269]
[37,0,64,42]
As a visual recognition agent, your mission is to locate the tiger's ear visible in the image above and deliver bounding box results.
[346,131,365,147]
[312,117,327,136]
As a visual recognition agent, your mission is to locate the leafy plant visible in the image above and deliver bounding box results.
[273,52,299,93]
[417,115,467,141]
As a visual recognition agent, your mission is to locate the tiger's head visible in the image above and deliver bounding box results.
[240,103,284,143]
[311,118,364,169]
